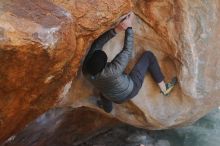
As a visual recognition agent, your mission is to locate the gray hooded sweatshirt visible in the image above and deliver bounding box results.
[82,28,134,102]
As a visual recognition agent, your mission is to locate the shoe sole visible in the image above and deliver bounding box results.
[163,77,177,96]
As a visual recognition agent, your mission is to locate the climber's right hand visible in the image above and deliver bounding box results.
[115,12,134,33]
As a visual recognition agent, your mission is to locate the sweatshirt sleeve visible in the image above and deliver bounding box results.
[82,29,117,74]
[104,28,134,75]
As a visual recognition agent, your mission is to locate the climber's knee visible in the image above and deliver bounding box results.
[143,51,156,63]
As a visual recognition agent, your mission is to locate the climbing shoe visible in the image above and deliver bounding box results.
[161,77,177,96]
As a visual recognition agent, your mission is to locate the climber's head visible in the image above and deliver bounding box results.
[86,50,107,76]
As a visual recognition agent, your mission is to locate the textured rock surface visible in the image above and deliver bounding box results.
[1,107,119,146]
[61,0,220,130]
[1,0,220,144]
[0,0,131,142]
[0,0,76,142]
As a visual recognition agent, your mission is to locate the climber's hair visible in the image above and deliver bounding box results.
[86,50,107,76]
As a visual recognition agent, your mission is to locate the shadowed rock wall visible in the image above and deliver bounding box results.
[1,107,119,146]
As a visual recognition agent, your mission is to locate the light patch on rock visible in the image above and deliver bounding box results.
[5,135,16,143]
[96,12,106,18]
[180,9,199,98]
[59,81,72,101]
[61,10,72,20]
[38,26,60,50]
[155,140,170,146]
[44,75,55,84]
[0,19,16,32]
[0,27,4,41]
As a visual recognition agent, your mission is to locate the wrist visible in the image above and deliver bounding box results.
[114,26,122,33]
[126,27,132,30]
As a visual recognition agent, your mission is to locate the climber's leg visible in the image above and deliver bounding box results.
[113,51,152,104]
[126,51,164,98]
[97,94,113,113]
[115,51,177,104]
[124,51,176,101]
[144,51,164,82]
[145,51,177,96]
[114,51,159,103]
[132,51,177,96]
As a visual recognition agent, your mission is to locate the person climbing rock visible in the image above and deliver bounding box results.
[82,12,177,113]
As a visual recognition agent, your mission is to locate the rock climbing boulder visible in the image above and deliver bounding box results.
[61,0,220,130]
[0,0,131,142]
[1,0,220,143]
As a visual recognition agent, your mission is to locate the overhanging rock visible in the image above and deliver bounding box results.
[1,0,220,143]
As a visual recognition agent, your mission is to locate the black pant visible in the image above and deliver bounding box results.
[100,51,164,112]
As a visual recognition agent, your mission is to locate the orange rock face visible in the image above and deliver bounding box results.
[0,0,131,142]
[1,0,220,144]
[0,0,76,142]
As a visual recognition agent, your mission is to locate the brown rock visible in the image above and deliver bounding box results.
[0,0,131,143]
[1,0,220,144]
[0,0,76,142]
[59,0,220,130]
[1,107,119,146]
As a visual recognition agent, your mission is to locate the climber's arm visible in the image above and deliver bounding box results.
[91,29,117,52]
[82,12,134,74]
[83,12,133,66]
[82,29,117,74]
[105,27,134,74]
[103,13,134,75]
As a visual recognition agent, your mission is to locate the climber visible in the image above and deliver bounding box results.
[82,12,177,113]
